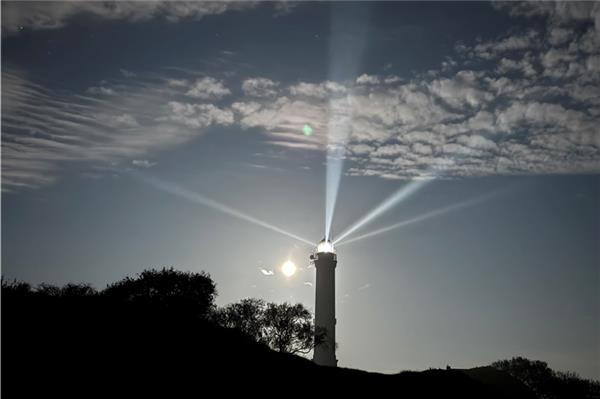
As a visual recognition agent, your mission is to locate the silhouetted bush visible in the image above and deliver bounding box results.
[2,278,97,299]
[37,282,98,297]
[1,278,32,297]
[491,357,600,399]
[103,267,216,318]
[262,302,323,354]
[214,298,266,342]
[215,299,325,355]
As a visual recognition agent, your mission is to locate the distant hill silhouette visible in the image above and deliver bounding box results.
[2,270,595,398]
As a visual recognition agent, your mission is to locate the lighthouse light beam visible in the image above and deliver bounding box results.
[135,174,314,247]
[337,191,500,246]
[334,179,428,244]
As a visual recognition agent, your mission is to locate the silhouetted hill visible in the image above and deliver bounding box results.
[2,287,536,398]
[463,366,540,398]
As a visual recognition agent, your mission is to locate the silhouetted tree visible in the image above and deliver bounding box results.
[103,267,216,318]
[491,357,600,399]
[214,298,266,342]
[263,302,322,355]
[216,299,325,355]
[1,278,32,297]
[36,282,97,297]
[2,278,97,298]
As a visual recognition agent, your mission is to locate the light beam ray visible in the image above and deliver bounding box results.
[134,174,315,247]
[336,190,500,246]
[325,142,347,241]
[324,7,371,241]
[333,179,429,244]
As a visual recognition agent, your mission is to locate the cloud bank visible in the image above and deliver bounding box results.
[2,2,599,191]
[1,1,259,35]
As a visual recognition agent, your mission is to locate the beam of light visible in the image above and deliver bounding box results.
[324,82,353,243]
[324,7,371,242]
[325,143,346,241]
[336,191,500,247]
[134,174,315,247]
[333,179,429,244]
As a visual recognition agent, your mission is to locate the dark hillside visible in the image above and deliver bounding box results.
[2,285,534,398]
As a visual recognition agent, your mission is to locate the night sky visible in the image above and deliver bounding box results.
[2,1,599,379]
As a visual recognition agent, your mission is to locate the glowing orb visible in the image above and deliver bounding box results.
[302,124,313,136]
[281,260,297,277]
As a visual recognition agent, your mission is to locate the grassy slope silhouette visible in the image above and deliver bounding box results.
[0,271,568,398]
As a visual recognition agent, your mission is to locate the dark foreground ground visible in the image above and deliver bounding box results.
[2,291,536,398]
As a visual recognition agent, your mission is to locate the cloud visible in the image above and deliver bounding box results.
[470,30,539,59]
[3,3,600,191]
[494,2,598,26]
[232,96,328,148]
[242,78,279,98]
[428,70,493,109]
[225,43,598,179]
[357,283,371,291]
[496,56,537,77]
[1,69,233,191]
[87,86,115,95]
[260,268,274,276]
[120,69,136,78]
[132,160,156,168]
[273,1,299,16]
[326,2,600,179]
[231,101,262,116]
[288,81,346,98]
[1,1,260,35]
[164,101,234,128]
[167,79,188,87]
[185,77,231,100]
[455,135,498,152]
[93,112,140,130]
[356,74,380,85]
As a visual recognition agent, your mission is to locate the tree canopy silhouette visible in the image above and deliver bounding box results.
[103,267,216,318]
[215,298,325,355]
[491,357,600,399]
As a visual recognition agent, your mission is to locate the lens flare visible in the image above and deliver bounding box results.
[303,124,313,136]
[337,191,500,246]
[134,174,314,247]
[334,179,429,244]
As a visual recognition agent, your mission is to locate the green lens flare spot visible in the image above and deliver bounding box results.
[302,124,313,136]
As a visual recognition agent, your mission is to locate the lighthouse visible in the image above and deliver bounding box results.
[311,238,337,367]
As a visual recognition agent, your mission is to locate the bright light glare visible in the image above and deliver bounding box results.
[317,240,335,253]
[337,191,501,246]
[334,179,429,244]
[281,260,297,277]
[134,174,315,247]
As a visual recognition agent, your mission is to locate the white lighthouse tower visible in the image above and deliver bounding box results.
[311,238,337,367]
